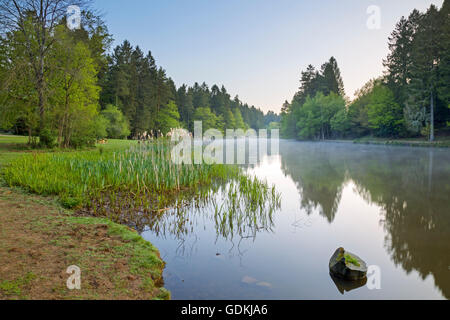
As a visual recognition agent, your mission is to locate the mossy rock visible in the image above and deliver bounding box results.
[330,273,367,295]
[329,247,367,281]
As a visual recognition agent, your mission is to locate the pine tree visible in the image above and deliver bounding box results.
[319,57,345,97]
[223,108,236,129]
[408,5,443,141]
[383,13,418,105]
[233,108,246,129]
[176,84,194,130]
[437,0,450,110]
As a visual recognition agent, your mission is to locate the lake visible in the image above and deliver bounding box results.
[142,140,450,299]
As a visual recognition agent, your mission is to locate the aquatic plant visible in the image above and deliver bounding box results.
[3,139,281,232]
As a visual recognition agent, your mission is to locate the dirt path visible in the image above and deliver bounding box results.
[0,187,169,300]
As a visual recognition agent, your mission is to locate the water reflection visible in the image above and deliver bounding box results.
[137,177,280,258]
[330,274,367,295]
[279,142,450,299]
[141,140,450,299]
[280,143,347,222]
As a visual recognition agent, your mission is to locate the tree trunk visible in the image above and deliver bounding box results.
[37,53,45,140]
[430,90,434,142]
[59,92,70,148]
[28,127,32,145]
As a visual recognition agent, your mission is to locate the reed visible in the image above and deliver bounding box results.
[3,139,280,228]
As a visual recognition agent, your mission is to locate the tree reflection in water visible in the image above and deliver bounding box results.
[279,141,450,298]
[130,175,281,261]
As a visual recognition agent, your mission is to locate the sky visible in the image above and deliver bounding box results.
[93,0,444,113]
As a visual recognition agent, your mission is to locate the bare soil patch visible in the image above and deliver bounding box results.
[0,187,169,300]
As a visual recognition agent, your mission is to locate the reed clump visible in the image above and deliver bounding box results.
[3,139,280,228]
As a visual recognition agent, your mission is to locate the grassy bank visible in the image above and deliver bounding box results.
[318,136,450,148]
[352,136,450,148]
[0,136,171,299]
[2,137,278,223]
[0,135,280,299]
[0,187,169,300]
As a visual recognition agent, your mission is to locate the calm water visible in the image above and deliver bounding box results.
[142,140,450,299]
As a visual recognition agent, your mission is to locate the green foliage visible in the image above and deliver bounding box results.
[193,107,219,132]
[0,22,39,140]
[94,115,109,139]
[38,127,57,148]
[176,84,194,131]
[48,25,102,148]
[223,108,236,129]
[158,100,181,134]
[2,139,279,227]
[347,79,378,137]
[330,109,351,137]
[318,57,346,97]
[295,95,323,140]
[282,3,449,141]
[294,92,346,140]
[101,42,270,136]
[388,4,449,140]
[233,108,246,129]
[281,57,346,139]
[267,122,280,130]
[280,101,297,138]
[1,11,275,147]
[264,111,281,128]
[367,85,404,137]
[101,105,131,139]
[0,4,110,148]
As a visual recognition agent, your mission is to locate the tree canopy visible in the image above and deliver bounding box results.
[281,2,449,141]
[0,7,278,147]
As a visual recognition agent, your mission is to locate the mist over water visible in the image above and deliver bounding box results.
[143,140,450,299]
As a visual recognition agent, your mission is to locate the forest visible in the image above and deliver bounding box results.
[1,1,449,147]
[0,1,278,148]
[281,3,450,141]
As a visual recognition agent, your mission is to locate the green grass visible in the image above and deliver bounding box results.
[353,135,450,148]
[0,272,37,298]
[0,135,130,167]
[0,135,29,167]
[0,136,280,299]
[3,140,237,208]
[0,134,29,145]
[1,136,280,228]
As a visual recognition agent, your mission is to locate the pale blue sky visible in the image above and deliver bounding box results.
[94,0,444,113]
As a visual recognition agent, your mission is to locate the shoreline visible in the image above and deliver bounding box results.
[291,138,450,148]
[0,186,170,300]
[0,136,170,300]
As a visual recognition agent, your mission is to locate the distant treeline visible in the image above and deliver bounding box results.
[0,0,278,148]
[281,3,450,141]
[100,40,280,137]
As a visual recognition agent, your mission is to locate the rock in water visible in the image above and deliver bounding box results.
[330,274,367,295]
[329,247,367,281]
